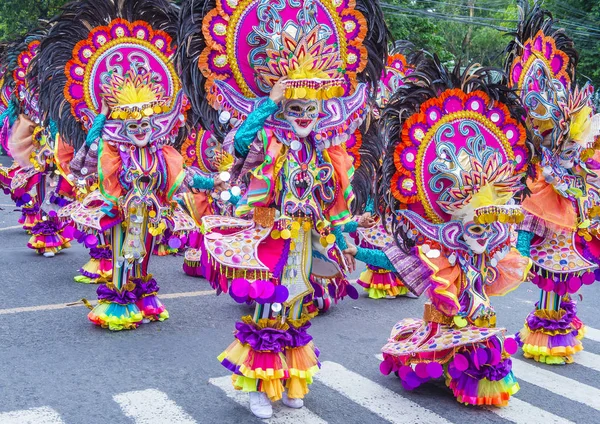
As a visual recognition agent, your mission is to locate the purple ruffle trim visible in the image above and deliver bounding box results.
[89,245,112,260]
[234,322,292,353]
[287,323,313,348]
[79,269,100,279]
[526,298,577,332]
[97,284,137,305]
[466,357,512,381]
[31,220,61,236]
[22,204,40,215]
[132,277,160,298]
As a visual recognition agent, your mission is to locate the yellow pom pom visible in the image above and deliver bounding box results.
[281,229,291,240]
[453,316,468,328]
[326,233,336,245]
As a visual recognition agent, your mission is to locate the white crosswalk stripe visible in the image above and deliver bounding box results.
[585,326,600,343]
[317,361,451,424]
[483,398,574,424]
[576,350,600,372]
[0,407,65,424]
[209,376,328,424]
[113,389,197,424]
[3,354,600,424]
[511,358,600,411]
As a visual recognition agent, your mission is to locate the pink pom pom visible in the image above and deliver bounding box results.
[398,365,412,380]
[426,362,444,379]
[230,278,249,298]
[62,226,75,239]
[504,337,518,355]
[582,272,595,286]
[168,237,182,249]
[453,353,469,372]
[380,359,393,376]
[415,363,429,379]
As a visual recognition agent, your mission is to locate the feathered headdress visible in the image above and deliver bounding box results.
[380,55,530,227]
[376,41,416,109]
[505,1,600,155]
[4,28,48,122]
[177,0,388,132]
[38,0,181,149]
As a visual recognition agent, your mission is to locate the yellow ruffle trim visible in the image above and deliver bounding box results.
[88,308,143,331]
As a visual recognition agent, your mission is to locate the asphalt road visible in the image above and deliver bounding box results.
[1,156,599,424]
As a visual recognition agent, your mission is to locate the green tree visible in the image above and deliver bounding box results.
[0,0,69,40]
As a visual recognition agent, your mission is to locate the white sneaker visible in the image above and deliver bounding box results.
[249,392,273,419]
[404,292,419,299]
[385,295,396,299]
[282,392,304,409]
[43,252,55,258]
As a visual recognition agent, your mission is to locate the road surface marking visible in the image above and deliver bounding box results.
[317,361,451,424]
[585,326,600,343]
[0,407,64,424]
[209,376,327,424]
[512,358,600,411]
[113,389,196,424]
[483,397,574,424]
[0,225,23,232]
[375,354,574,423]
[576,351,600,372]
[0,290,213,315]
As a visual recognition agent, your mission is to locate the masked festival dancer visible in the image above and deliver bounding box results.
[178,0,387,417]
[506,3,600,365]
[3,29,73,257]
[354,44,417,300]
[38,0,212,330]
[345,56,532,406]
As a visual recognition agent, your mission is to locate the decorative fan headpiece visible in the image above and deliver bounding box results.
[38,0,182,149]
[12,32,45,122]
[376,43,415,109]
[64,18,180,126]
[384,60,529,225]
[200,0,369,101]
[179,0,388,137]
[507,3,600,154]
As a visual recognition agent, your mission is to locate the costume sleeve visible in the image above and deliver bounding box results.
[49,119,59,141]
[332,225,348,250]
[234,99,279,157]
[365,197,375,214]
[355,247,394,270]
[191,174,215,191]
[86,114,106,147]
[343,221,359,233]
[516,230,534,258]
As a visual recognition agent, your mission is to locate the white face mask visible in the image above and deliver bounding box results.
[461,211,491,254]
[283,99,320,138]
[558,140,582,169]
[125,118,153,148]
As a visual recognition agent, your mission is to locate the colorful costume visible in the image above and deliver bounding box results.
[39,0,199,330]
[354,57,532,406]
[356,44,416,300]
[178,0,387,416]
[1,30,73,256]
[506,4,600,364]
